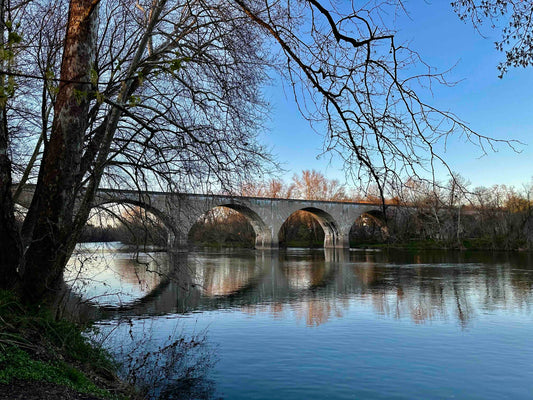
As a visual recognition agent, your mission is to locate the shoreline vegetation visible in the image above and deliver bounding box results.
[81,220,533,253]
[0,290,141,400]
[189,238,533,252]
[350,239,531,252]
[79,235,533,253]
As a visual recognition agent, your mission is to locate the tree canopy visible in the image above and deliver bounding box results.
[0,0,518,303]
[453,0,533,77]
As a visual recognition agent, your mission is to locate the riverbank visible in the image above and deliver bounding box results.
[0,291,139,400]
[351,237,532,252]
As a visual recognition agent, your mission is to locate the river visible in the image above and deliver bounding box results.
[66,243,533,399]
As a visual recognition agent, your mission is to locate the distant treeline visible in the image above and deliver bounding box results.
[79,170,533,251]
[382,183,533,251]
[80,205,167,247]
[189,172,533,251]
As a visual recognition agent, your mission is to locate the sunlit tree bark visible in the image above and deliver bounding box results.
[19,0,99,301]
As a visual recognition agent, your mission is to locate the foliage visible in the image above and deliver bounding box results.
[0,346,110,397]
[0,290,122,398]
[189,207,255,248]
[371,176,533,251]
[279,211,324,248]
[349,213,388,246]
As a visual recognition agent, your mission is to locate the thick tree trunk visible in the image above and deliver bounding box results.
[20,0,98,303]
[0,108,21,289]
[0,0,21,289]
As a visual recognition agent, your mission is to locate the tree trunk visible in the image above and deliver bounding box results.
[0,107,21,289]
[0,0,21,289]
[20,0,98,303]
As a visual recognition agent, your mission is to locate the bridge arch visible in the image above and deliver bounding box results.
[91,198,176,248]
[188,202,271,249]
[349,208,390,247]
[279,206,342,248]
[13,184,394,251]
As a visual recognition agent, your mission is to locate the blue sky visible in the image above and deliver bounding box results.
[261,2,533,190]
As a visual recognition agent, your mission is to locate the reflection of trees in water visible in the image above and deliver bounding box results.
[115,255,170,290]
[177,251,533,327]
[283,262,327,290]
[510,266,533,312]
[348,251,533,326]
[65,244,173,305]
[353,264,465,325]
[242,295,351,327]
[79,247,533,328]
[76,248,533,398]
[193,256,261,296]
[293,296,349,326]
[246,251,533,327]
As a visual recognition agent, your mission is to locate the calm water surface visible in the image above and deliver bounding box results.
[67,244,533,399]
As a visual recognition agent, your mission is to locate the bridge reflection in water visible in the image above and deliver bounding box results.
[65,244,533,327]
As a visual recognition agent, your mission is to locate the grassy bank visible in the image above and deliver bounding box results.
[0,291,138,400]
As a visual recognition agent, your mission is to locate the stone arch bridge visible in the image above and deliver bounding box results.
[15,186,389,250]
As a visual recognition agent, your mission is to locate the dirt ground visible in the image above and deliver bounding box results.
[0,380,106,400]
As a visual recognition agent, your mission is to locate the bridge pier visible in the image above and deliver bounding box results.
[323,232,349,249]
[324,247,350,262]
[324,231,350,249]
[335,224,353,249]
[167,231,189,252]
[255,231,279,250]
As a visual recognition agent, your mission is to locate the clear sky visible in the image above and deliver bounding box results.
[260,1,533,191]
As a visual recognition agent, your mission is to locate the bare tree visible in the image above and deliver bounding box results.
[2,0,273,302]
[452,0,533,77]
[0,0,512,304]
[238,2,515,197]
[290,170,347,201]
[237,178,293,199]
